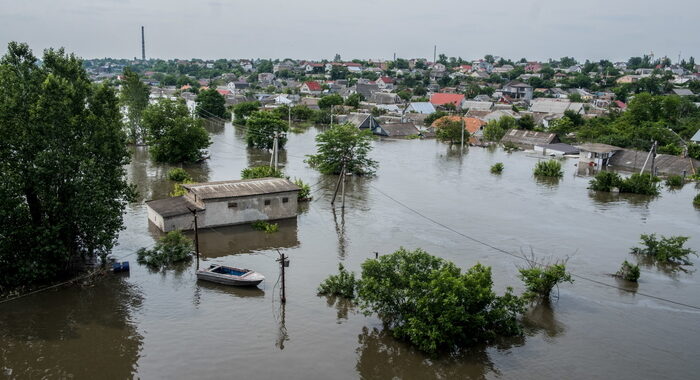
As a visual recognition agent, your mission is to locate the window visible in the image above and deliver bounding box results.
[282,197,289,203]
[264,199,271,206]
[228,202,238,208]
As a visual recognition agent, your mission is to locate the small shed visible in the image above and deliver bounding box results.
[577,143,621,167]
[147,178,300,232]
[500,129,560,149]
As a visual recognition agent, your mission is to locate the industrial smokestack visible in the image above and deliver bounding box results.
[141,26,145,61]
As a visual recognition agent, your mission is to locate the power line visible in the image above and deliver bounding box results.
[369,184,700,311]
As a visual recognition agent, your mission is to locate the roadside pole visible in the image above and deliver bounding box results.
[188,207,200,269]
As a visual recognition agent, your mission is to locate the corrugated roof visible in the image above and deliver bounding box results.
[577,143,621,153]
[146,196,203,218]
[462,101,493,111]
[609,149,700,175]
[530,99,584,114]
[501,129,559,147]
[183,178,300,200]
[409,102,436,114]
[380,123,420,137]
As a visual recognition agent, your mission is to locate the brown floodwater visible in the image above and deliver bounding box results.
[2,122,699,379]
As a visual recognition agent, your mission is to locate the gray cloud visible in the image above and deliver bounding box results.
[0,0,698,62]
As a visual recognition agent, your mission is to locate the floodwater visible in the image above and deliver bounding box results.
[2,122,700,379]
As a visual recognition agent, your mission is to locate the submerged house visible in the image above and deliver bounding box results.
[500,129,559,149]
[577,143,621,167]
[147,178,300,232]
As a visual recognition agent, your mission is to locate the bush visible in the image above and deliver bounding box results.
[502,141,520,151]
[618,173,660,196]
[167,168,191,182]
[170,180,193,197]
[251,221,279,233]
[357,248,525,354]
[137,230,193,268]
[533,159,563,178]
[616,260,640,282]
[665,175,684,188]
[518,255,573,301]
[241,166,285,180]
[630,234,697,265]
[490,162,504,174]
[589,171,622,192]
[318,263,357,298]
[695,193,700,206]
[294,178,311,201]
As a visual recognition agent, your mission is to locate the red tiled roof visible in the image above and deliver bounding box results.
[430,93,465,106]
[433,116,485,134]
[379,77,394,84]
[614,100,627,109]
[217,89,231,95]
[344,62,362,67]
[304,81,322,91]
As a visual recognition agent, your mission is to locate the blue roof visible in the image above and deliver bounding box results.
[692,129,700,143]
[409,102,436,114]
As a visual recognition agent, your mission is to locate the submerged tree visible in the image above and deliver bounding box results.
[142,98,211,163]
[306,123,377,175]
[434,118,468,145]
[195,88,227,119]
[120,67,150,144]
[245,111,288,150]
[0,42,134,287]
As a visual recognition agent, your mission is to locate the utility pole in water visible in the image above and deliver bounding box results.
[187,207,200,269]
[276,250,288,303]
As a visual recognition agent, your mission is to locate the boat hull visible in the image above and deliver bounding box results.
[196,265,264,287]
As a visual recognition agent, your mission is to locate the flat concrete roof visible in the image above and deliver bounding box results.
[182,177,300,200]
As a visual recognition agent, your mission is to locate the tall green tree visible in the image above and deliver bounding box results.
[306,123,377,175]
[196,88,227,119]
[0,42,134,287]
[142,98,211,163]
[318,94,344,110]
[245,111,288,150]
[120,67,150,144]
[434,119,467,145]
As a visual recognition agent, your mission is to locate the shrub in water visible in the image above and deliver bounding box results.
[533,159,563,178]
[170,180,193,197]
[251,221,279,233]
[618,173,660,196]
[518,254,573,301]
[490,162,504,174]
[294,178,311,201]
[664,175,684,188]
[630,234,697,266]
[137,230,193,268]
[589,171,622,192]
[318,263,357,298]
[357,248,525,354]
[694,193,700,206]
[616,260,640,282]
[241,166,285,180]
[167,167,191,182]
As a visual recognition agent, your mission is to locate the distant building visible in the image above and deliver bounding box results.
[430,93,465,109]
[500,129,560,149]
[300,81,322,95]
[146,178,300,232]
[373,122,420,137]
[500,81,533,100]
[407,102,436,114]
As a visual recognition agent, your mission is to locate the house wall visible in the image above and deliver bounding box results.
[201,191,299,228]
[147,205,198,232]
[579,150,615,167]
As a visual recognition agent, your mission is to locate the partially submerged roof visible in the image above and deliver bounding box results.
[146,196,202,218]
[609,149,700,176]
[577,143,621,153]
[380,123,420,137]
[501,129,559,147]
[183,178,300,200]
[536,143,580,155]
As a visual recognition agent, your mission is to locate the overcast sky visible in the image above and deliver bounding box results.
[1,0,698,63]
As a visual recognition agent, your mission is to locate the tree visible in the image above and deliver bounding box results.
[142,98,211,163]
[357,248,525,354]
[345,93,363,108]
[330,65,349,80]
[425,111,449,126]
[518,255,573,301]
[434,118,467,145]
[232,101,261,120]
[120,67,150,143]
[245,111,287,150]
[196,88,227,119]
[241,166,284,179]
[518,114,536,130]
[397,89,412,102]
[318,94,344,110]
[631,234,697,266]
[306,123,377,175]
[0,42,134,287]
[256,59,273,73]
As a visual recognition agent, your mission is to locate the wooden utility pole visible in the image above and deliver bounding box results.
[331,162,346,205]
[341,168,346,209]
[277,250,287,303]
[188,207,200,269]
[460,116,465,151]
[650,140,657,176]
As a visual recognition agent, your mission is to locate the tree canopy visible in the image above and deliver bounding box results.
[142,98,211,163]
[196,88,227,119]
[306,123,377,175]
[120,67,150,144]
[0,42,134,287]
[245,111,288,150]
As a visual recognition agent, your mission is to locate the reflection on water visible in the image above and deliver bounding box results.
[355,327,513,380]
[522,301,566,341]
[195,280,266,299]
[322,295,355,322]
[333,208,348,259]
[191,219,300,258]
[275,303,289,350]
[0,275,142,379]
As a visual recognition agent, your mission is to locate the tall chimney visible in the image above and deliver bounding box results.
[141,26,146,61]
